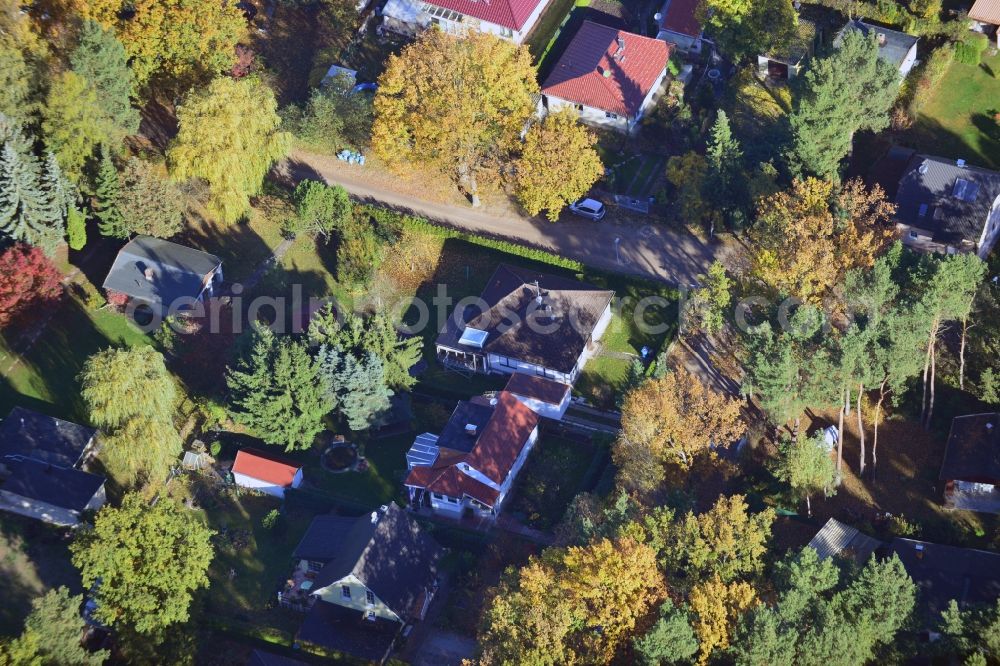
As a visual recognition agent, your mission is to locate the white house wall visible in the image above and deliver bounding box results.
[545,95,631,131]
[512,393,570,419]
[486,353,575,384]
[233,472,294,498]
[496,426,539,506]
[313,573,402,622]
[0,490,87,527]
[977,194,1000,258]
[899,43,918,78]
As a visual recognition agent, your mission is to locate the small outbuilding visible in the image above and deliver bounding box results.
[970,0,1000,47]
[940,412,1000,513]
[757,18,817,80]
[504,372,572,420]
[835,19,919,78]
[232,448,304,498]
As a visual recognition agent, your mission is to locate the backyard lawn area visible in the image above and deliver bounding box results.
[0,515,80,637]
[301,432,413,509]
[507,434,609,530]
[0,294,153,422]
[907,50,1000,169]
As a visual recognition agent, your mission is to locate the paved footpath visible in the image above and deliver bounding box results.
[279,151,731,287]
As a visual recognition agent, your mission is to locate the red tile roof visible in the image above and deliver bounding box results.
[661,0,701,38]
[465,391,539,484]
[427,0,545,31]
[542,22,670,117]
[404,391,539,506]
[970,0,1000,24]
[232,448,302,487]
[405,466,501,507]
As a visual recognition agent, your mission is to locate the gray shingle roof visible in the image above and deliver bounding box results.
[291,514,356,561]
[836,19,918,71]
[0,457,104,512]
[102,236,222,306]
[0,407,96,468]
[436,264,614,374]
[807,518,884,562]
[891,538,1000,620]
[895,154,1000,244]
[310,503,444,620]
[940,412,1000,483]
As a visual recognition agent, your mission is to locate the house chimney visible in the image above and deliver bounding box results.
[144,267,155,281]
[877,32,887,47]
[957,158,966,167]
[370,511,378,524]
[464,424,478,436]
[915,543,924,559]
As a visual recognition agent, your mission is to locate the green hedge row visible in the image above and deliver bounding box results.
[381,209,586,272]
[906,43,955,118]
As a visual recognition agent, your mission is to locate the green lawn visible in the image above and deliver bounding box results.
[507,435,608,530]
[525,0,586,62]
[302,432,413,508]
[908,51,1000,169]
[0,515,80,637]
[0,295,153,422]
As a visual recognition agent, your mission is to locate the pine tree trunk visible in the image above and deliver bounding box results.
[836,385,846,481]
[921,321,936,427]
[806,493,812,518]
[924,346,937,430]
[793,416,801,443]
[857,382,866,478]
[873,378,887,478]
[960,315,969,391]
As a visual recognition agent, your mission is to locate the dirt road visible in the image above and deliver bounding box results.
[279,150,731,287]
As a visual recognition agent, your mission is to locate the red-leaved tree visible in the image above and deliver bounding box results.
[0,244,63,328]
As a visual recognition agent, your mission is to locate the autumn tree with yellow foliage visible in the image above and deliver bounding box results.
[167,76,290,224]
[479,537,664,664]
[689,575,758,664]
[514,109,603,221]
[70,0,246,86]
[749,177,894,303]
[615,366,745,493]
[372,31,537,207]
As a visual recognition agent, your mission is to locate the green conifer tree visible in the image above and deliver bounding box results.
[66,205,86,250]
[94,145,125,237]
[226,326,330,451]
[320,347,393,431]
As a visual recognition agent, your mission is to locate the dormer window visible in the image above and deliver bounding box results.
[341,585,351,600]
[953,178,980,202]
[918,203,928,217]
[366,590,375,605]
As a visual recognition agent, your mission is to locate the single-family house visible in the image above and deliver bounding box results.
[889,152,1000,257]
[435,264,614,384]
[835,19,919,78]
[940,412,1000,514]
[404,391,539,519]
[504,372,572,420]
[970,0,1000,46]
[231,448,304,499]
[655,0,702,53]
[890,537,1000,622]
[807,518,884,563]
[540,21,671,133]
[380,0,550,44]
[103,236,223,319]
[757,18,817,80]
[290,503,444,663]
[0,407,106,526]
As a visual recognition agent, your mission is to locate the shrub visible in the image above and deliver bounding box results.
[887,513,921,537]
[906,44,955,116]
[209,441,222,457]
[956,32,989,65]
[262,509,280,530]
[336,227,384,283]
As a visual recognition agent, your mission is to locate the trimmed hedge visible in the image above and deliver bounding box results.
[399,214,585,272]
